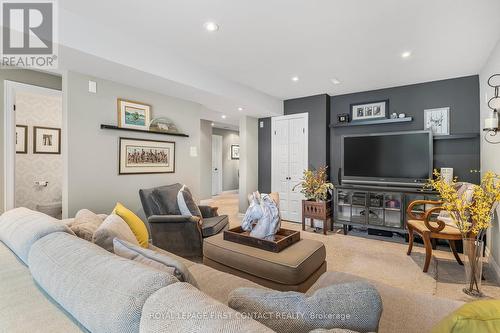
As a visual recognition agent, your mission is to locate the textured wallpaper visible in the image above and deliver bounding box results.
[15,91,62,210]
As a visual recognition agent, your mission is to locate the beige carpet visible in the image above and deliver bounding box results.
[202,192,500,302]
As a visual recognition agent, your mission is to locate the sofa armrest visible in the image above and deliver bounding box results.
[198,205,219,218]
[148,215,200,224]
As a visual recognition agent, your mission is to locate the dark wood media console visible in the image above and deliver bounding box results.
[334,184,439,235]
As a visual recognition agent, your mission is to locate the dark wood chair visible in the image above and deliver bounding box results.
[406,200,463,273]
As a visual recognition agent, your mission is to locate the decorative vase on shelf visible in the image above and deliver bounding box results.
[462,238,484,297]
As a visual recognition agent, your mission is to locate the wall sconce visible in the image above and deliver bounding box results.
[484,74,500,144]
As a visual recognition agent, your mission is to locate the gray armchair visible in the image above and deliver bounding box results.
[139,184,229,258]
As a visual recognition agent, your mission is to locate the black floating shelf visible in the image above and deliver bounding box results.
[330,117,413,128]
[100,124,189,137]
[433,133,479,140]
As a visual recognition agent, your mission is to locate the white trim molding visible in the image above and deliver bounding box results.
[485,246,500,284]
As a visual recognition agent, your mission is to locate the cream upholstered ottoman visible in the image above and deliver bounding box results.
[203,233,326,292]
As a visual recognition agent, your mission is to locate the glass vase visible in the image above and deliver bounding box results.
[462,238,484,297]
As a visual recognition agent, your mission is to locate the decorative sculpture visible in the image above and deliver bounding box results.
[242,192,280,241]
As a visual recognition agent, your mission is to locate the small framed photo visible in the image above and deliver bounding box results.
[119,137,175,175]
[350,100,388,121]
[117,98,151,130]
[424,107,450,136]
[231,144,240,160]
[33,126,61,154]
[16,125,28,154]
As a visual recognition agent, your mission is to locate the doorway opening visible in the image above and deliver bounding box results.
[4,81,63,218]
[211,125,240,197]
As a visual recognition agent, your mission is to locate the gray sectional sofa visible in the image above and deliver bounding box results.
[0,208,463,333]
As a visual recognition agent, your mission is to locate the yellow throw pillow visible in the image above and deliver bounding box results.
[431,300,500,333]
[112,203,149,248]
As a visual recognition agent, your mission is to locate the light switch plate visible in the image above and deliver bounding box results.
[260,121,264,128]
[190,146,198,157]
[88,80,97,93]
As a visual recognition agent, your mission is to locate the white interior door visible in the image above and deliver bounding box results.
[271,113,308,222]
[211,135,223,196]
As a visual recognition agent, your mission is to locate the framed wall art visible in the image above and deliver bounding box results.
[117,98,151,130]
[350,100,388,121]
[119,137,175,175]
[16,125,28,154]
[424,107,450,136]
[231,144,240,160]
[33,126,61,154]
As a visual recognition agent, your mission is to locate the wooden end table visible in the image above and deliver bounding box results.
[302,200,333,235]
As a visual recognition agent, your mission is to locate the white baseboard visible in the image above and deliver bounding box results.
[485,246,500,283]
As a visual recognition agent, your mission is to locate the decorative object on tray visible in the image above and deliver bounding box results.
[484,74,500,144]
[16,125,28,154]
[119,137,175,174]
[241,192,280,241]
[427,170,500,297]
[149,117,179,134]
[33,126,61,154]
[224,226,300,252]
[117,98,151,130]
[424,107,450,136]
[230,144,240,160]
[337,113,349,123]
[350,100,388,121]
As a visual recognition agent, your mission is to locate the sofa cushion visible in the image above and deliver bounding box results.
[0,207,74,265]
[228,282,382,333]
[70,209,105,241]
[203,233,326,286]
[152,183,183,215]
[113,202,149,247]
[308,271,464,333]
[113,238,198,287]
[92,214,139,252]
[28,232,178,333]
[431,300,500,333]
[140,282,273,333]
[177,185,203,218]
[0,241,85,333]
[202,215,229,237]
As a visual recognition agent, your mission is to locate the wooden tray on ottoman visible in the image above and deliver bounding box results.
[223,226,300,252]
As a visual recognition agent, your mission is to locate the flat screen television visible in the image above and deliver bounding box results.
[341,130,433,187]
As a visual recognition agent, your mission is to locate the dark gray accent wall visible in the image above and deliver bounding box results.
[330,75,480,184]
[258,117,272,193]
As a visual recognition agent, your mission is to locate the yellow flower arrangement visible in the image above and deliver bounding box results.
[294,166,334,202]
[427,170,500,238]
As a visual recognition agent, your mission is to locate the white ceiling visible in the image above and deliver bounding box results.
[58,0,500,117]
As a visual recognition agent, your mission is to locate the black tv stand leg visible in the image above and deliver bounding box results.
[343,224,348,235]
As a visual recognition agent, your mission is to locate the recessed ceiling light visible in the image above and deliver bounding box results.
[291,76,299,82]
[211,122,215,126]
[238,107,243,111]
[221,115,227,119]
[204,21,219,32]
[330,78,341,85]
[401,51,412,58]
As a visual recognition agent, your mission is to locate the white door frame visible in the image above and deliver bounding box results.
[211,134,223,196]
[3,80,63,211]
[271,112,308,222]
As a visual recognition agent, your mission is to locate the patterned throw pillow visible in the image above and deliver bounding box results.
[113,238,198,288]
[70,209,105,241]
[177,185,202,218]
[92,214,139,252]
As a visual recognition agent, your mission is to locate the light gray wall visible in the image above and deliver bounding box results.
[239,116,258,213]
[480,39,500,281]
[0,69,62,213]
[212,128,239,191]
[66,71,203,218]
[199,120,212,200]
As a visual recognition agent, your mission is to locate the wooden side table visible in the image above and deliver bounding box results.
[302,200,333,235]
